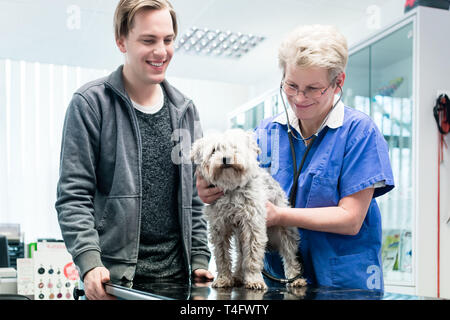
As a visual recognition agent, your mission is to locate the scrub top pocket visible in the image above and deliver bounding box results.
[305,175,339,208]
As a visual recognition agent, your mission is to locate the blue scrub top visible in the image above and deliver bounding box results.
[255,106,394,291]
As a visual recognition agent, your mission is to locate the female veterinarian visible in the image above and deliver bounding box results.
[197,24,394,291]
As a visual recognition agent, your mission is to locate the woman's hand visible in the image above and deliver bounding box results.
[265,201,283,227]
[196,174,224,204]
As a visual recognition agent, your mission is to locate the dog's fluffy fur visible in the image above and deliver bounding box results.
[191,129,306,290]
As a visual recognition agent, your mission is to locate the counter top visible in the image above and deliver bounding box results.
[105,278,436,300]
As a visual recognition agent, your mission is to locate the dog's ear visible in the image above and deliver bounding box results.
[246,131,262,155]
[190,138,204,164]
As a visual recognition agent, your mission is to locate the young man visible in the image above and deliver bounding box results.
[56,0,213,300]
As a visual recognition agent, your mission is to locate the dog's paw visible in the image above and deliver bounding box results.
[244,280,268,290]
[288,277,307,288]
[212,277,234,288]
[232,275,244,287]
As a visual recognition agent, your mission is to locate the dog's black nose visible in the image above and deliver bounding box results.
[223,157,231,165]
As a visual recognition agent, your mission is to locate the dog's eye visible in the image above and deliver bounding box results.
[211,148,216,155]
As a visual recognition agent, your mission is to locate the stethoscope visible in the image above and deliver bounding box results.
[261,79,343,285]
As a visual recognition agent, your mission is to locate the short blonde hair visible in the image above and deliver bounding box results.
[114,0,178,40]
[278,25,348,83]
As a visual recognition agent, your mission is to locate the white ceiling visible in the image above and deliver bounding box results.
[0,0,405,87]
[167,0,403,86]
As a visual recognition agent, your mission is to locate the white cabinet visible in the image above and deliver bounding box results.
[344,17,414,290]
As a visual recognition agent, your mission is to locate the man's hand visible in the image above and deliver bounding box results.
[196,175,224,204]
[192,269,214,285]
[83,267,116,300]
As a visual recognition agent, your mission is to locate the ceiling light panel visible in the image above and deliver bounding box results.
[175,27,266,59]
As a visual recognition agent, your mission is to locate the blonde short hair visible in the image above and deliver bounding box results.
[278,25,348,83]
[114,0,178,40]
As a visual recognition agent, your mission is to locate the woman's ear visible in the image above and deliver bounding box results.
[334,72,346,94]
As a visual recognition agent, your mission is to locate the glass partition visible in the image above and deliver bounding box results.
[345,22,414,285]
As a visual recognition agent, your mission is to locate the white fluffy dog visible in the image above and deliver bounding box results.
[191,129,306,290]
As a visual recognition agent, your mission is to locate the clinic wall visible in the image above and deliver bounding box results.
[167,76,251,133]
[415,7,450,299]
[0,1,120,71]
[0,59,110,243]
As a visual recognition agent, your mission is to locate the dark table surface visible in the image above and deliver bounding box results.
[119,278,436,300]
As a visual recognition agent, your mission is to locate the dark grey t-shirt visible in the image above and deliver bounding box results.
[133,94,186,283]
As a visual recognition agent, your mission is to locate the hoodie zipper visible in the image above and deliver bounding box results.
[105,83,143,279]
[177,100,194,282]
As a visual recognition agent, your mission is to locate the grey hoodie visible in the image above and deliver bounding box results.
[55,65,210,284]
